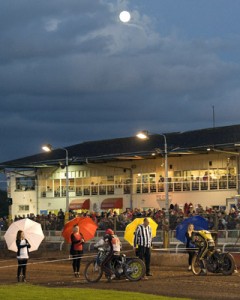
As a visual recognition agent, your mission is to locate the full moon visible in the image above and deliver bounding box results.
[119,11,131,23]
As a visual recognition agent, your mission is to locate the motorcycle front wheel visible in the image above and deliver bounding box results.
[124,258,146,281]
[84,260,103,283]
[221,253,235,276]
[191,254,205,275]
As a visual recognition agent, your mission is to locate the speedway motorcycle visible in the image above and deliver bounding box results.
[191,230,235,276]
[84,247,146,282]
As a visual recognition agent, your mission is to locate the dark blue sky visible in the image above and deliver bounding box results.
[1,0,240,165]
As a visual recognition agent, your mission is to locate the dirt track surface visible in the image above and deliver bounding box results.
[1,254,240,300]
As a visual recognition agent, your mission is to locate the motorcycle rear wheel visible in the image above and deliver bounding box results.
[221,253,235,276]
[84,260,103,283]
[191,254,204,275]
[124,258,146,281]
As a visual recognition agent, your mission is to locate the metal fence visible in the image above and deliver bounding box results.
[1,229,240,253]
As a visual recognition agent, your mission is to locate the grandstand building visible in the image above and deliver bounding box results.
[1,124,240,217]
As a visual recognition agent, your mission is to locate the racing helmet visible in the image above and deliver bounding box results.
[105,228,114,235]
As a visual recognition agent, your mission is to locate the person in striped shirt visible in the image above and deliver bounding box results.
[134,217,153,278]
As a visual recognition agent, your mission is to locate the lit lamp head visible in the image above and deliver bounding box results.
[42,144,53,152]
[136,130,149,140]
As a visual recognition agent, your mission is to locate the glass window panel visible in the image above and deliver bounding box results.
[16,177,35,191]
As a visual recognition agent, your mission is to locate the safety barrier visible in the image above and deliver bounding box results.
[1,229,240,253]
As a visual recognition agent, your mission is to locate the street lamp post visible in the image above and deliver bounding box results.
[136,131,169,249]
[161,133,170,249]
[42,144,69,222]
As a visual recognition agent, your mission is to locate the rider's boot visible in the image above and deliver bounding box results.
[199,269,207,275]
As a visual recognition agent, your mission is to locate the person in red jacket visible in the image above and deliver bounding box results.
[70,224,84,277]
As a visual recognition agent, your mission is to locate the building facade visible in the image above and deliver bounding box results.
[6,150,239,217]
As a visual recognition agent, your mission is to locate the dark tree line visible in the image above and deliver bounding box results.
[0,189,8,217]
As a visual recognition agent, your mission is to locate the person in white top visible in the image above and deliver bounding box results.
[100,228,121,282]
[16,230,31,282]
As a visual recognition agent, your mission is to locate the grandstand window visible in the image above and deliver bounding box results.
[16,177,35,191]
[18,205,29,211]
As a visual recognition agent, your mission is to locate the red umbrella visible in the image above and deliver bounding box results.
[62,217,98,243]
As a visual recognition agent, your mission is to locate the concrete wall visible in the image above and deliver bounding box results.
[151,252,188,267]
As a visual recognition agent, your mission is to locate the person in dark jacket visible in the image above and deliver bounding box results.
[16,230,31,282]
[185,223,195,271]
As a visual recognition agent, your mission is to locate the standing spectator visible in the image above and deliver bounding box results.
[0,217,7,230]
[184,203,189,216]
[185,223,195,271]
[70,225,84,278]
[207,217,214,230]
[58,208,65,222]
[57,208,65,229]
[134,218,153,279]
[16,230,31,282]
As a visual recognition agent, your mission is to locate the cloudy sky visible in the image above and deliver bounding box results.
[1,0,240,163]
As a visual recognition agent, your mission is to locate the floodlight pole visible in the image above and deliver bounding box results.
[136,131,169,249]
[42,144,69,222]
[161,133,170,249]
[62,148,69,222]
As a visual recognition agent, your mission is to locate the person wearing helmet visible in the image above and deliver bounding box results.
[105,228,114,235]
[101,228,121,282]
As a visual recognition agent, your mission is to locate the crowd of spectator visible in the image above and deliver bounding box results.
[1,202,240,232]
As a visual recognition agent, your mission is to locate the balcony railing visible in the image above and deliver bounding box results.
[39,175,237,198]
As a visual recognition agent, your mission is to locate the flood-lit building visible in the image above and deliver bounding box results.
[1,124,240,218]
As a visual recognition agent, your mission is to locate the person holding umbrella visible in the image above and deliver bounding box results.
[176,215,209,273]
[70,224,84,278]
[16,230,31,282]
[185,223,195,271]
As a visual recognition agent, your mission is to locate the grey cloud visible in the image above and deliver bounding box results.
[0,0,112,63]
[1,0,240,163]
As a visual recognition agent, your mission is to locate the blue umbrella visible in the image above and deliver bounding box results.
[176,215,209,243]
